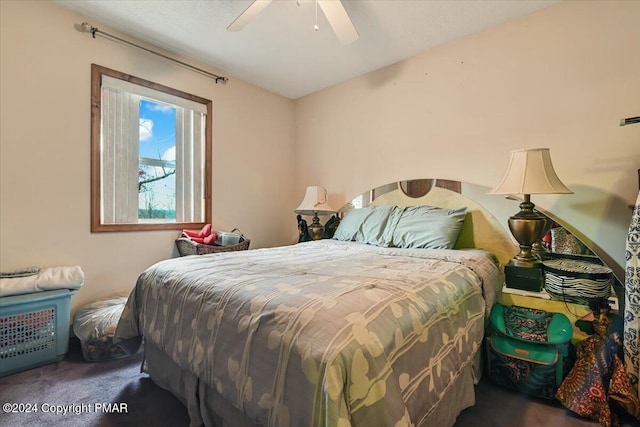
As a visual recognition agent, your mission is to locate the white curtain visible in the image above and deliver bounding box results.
[174,107,204,223]
[101,87,140,224]
[624,190,640,397]
[100,75,206,224]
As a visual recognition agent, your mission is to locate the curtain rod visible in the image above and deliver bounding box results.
[620,116,640,126]
[75,22,228,84]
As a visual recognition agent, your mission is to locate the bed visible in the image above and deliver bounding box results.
[114,182,516,427]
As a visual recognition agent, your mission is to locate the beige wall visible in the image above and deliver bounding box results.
[0,1,297,313]
[295,0,640,282]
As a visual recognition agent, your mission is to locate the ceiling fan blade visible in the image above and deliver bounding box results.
[227,0,272,32]
[317,0,358,45]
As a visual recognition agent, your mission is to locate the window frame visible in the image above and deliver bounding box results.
[90,64,212,232]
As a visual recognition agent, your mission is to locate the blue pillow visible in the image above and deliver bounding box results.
[333,205,400,246]
[355,205,402,247]
[332,207,375,241]
[390,205,467,249]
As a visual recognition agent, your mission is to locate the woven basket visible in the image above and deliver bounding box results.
[175,234,250,256]
[542,259,612,305]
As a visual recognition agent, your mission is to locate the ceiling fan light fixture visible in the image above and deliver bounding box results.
[227,0,358,45]
[226,0,272,32]
[317,0,359,44]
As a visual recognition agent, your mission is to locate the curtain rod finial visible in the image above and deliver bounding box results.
[75,22,95,33]
[620,116,640,126]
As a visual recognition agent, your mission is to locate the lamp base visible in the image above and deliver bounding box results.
[505,264,544,292]
[308,214,325,241]
[531,241,549,257]
[508,254,542,268]
[531,214,553,260]
[507,197,547,268]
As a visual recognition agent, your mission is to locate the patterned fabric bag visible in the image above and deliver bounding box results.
[624,190,640,398]
[557,331,640,427]
[486,304,574,399]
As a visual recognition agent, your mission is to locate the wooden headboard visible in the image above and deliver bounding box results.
[369,183,517,266]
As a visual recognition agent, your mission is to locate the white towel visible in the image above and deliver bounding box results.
[0,266,84,297]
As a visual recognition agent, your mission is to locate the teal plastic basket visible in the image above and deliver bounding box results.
[0,289,73,377]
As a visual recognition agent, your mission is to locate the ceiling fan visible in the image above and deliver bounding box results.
[227,0,359,45]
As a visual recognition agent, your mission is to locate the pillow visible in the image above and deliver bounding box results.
[355,205,402,247]
[332,205,400,247]
[332,207,375,241]
[391,205,467,249]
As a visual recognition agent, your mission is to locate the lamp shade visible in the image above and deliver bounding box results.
[489,148,572,195]
[295,186,335,215]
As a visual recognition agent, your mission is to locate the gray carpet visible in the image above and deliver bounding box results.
[0,339,189,427]
[0,339,635,427]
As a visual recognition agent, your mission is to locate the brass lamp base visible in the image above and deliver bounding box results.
[507,196,547,267]
[307,213,325,240]
[531,214,553,260]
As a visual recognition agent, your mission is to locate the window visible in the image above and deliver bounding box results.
[91,64,211,232]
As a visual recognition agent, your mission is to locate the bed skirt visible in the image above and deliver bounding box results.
[142,341,481,427]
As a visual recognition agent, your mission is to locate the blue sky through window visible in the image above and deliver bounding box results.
[138,99,177,219]
[139,99,176,159]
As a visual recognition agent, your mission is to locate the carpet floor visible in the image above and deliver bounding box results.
[0,339,636,427]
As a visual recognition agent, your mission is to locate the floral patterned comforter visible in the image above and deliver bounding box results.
[114,240,502,427]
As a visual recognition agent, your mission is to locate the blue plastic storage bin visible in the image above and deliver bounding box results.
[0,289,73,377]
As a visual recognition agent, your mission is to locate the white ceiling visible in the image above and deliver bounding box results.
[53,0,559,99]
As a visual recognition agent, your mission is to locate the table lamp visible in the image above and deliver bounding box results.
[489,148,572,267]
[295,186,335,240]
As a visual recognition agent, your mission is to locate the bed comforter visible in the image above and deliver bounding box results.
[114,240,502,427]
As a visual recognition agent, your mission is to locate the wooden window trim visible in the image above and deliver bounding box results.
[90,64,212,232]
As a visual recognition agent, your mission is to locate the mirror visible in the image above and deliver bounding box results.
[399,179,461,197]
[400,179,434,198]
[90,64,212,232]
[342,179,462,211]
[342,179,624,295]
